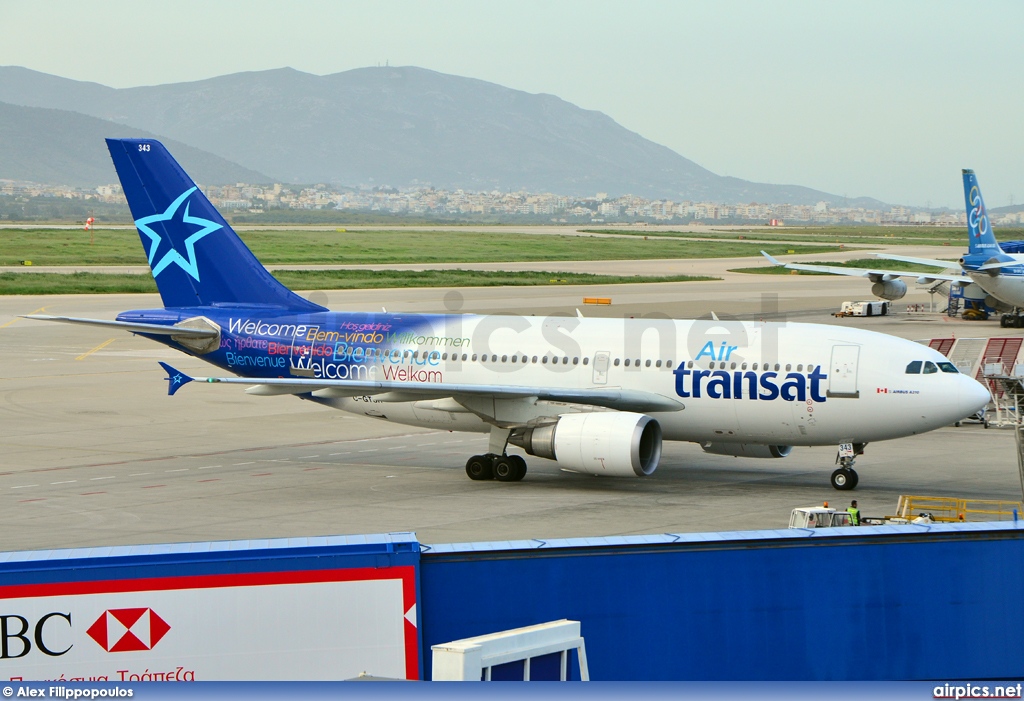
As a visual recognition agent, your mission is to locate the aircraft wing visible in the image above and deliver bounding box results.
[760,252,970,284]
[871,253,959,268]
[158,363,684,414]
[23,315,219,337]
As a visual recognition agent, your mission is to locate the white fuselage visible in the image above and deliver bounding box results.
[306,315,989,447]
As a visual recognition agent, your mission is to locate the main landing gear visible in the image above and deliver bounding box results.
[1000,310,1024,328]
[465,454,527,482]
[830,443,864,491]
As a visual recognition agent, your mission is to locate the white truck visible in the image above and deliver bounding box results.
[834,300,890,317]
[788,505,856,528]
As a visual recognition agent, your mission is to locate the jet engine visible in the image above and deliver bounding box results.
[870,279,907,301]
[701,443,792,459]
[510,412,662,477]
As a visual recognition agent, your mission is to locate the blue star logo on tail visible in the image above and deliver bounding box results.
[134,187,223,281]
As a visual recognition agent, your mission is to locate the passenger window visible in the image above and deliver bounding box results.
[752,363,758,370]
[511,355,517,363]
[939,362,958,373]
[923,361,938,374]
[542,356,548,364]
[614,358,620,366]
[687,361,693,369]
[624,359,631,367]
[905,361,922,374]
[741,363,747,370]
[797,364,803,372]
[532,356,538,363]
[573,357,579,365]
[774,364,781,371]
[656,360,663,368]
[462,354,468,361]
[583,357,589,365]
[492,355,498,362]
[501,355,507,363]
[646,359,652,368]
[785,364,791,371]
[666,360,673,368]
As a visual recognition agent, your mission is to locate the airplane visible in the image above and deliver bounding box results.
[877,170,1024,327]
[25,139,991,492]
[762,170,1024,326]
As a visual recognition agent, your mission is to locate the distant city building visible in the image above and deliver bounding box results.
[0,177,986,226]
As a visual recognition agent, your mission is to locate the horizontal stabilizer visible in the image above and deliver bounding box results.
[24,315,219,337]
[158,362,194,396]
[977,260,1021,271]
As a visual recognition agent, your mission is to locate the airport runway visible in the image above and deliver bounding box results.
[1,276,1021,552]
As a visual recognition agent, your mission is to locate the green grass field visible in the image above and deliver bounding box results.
[0,228,846,266]
[729,257,953,275]
[0,269,719,296]
[583,226,1024,247]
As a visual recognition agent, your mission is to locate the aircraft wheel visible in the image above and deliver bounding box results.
[466,455,494,481]
[831,468,857,491]
[494,456,518,482]
[509,455,527,482]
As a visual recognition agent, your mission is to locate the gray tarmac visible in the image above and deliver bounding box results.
[1,266,1021,552]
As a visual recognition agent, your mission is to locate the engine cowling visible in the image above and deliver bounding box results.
[871,279,907,300]
[701,443,792,459]
[511,412,662,477]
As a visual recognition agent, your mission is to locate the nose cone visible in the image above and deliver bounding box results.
[960,377,992,418]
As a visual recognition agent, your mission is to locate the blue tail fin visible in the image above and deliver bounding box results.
[963,169,1003,257]
[106,139,325,311]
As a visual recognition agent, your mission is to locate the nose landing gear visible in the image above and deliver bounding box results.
[830,443,863,490]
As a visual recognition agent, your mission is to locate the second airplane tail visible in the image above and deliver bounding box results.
[963,168,1004,257]
[106,138,326,312]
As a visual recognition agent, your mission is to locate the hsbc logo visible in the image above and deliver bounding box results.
[87,608,170,652]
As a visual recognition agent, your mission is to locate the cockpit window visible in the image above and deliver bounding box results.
[923,361,938,374]
[938,362,959,373]
[905,361,922,374]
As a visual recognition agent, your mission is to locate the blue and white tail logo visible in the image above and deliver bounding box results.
[135,187,223,281]
[106,138,324,312]
[963,169,1001,255]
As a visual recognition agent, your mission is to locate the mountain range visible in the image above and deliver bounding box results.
[0,65,884,206]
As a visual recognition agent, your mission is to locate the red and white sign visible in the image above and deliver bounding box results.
[0,567,418,681]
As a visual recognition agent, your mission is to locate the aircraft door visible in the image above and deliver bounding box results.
[592,351,610,385]
[828,345,860,398]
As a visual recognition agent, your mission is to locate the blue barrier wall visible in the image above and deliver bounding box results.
[419,523,1024,680]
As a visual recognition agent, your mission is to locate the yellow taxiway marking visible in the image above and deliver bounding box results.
[76,337,116,361]
[0,306,46,329]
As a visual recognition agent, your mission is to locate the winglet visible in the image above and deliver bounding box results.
[761,250,784,266]
[159,362,194,396]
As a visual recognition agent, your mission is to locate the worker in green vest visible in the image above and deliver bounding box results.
[847,500,861,526]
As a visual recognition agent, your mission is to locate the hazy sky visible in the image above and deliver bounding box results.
[2,0,1022,207]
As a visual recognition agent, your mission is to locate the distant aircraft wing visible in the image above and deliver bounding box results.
[759,251,970,284]
[871,253,959,268]
[158,363,684,414]
[23,315,219,337]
